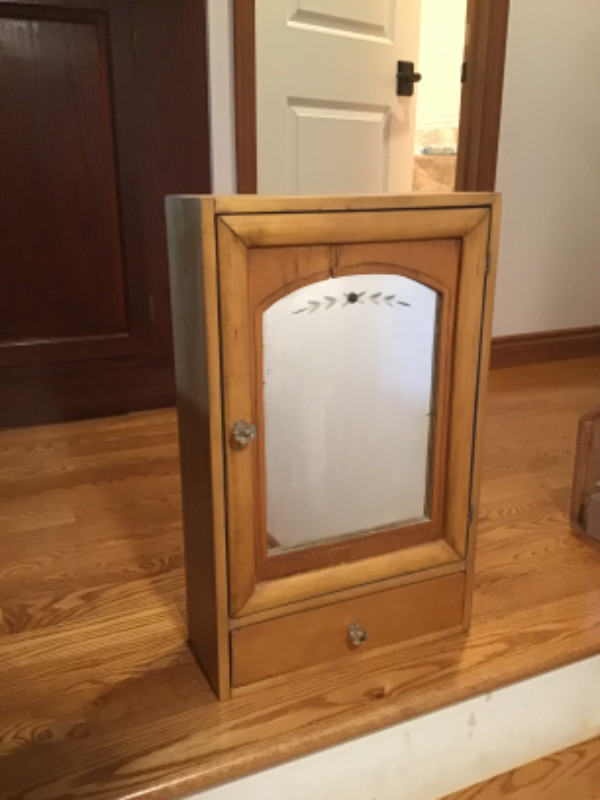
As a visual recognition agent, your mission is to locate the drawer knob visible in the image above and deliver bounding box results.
[347,622,368,648]
[231,420,257,448]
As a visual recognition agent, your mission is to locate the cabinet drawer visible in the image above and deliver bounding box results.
[231,572,466,687]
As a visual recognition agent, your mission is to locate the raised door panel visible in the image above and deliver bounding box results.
[288,100,392,194]
[289,0,396,39]
[0,7,130,364]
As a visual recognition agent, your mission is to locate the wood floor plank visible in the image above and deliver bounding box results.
[444,736,600,799]
[0,494,75,536]
[0,357,599,799]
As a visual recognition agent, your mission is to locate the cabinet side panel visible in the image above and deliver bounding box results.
[444,215,490,562]
[166,196,229,698]
[464,198,502,627]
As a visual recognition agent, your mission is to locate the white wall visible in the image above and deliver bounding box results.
[206,0,236,194]
[493,0,600,336]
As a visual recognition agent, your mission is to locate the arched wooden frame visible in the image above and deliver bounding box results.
[250,255,458,581]
[232,0,510,194]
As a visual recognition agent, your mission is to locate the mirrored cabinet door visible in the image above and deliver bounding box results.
[219,226,461,599]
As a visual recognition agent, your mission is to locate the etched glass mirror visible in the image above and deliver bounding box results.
[263,273,439,554]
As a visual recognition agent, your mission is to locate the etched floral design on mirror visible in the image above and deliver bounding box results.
[262,272,440,555]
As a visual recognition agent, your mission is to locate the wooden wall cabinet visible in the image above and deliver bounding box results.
[166,194,500,700]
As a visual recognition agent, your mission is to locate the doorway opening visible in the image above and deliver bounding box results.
[233,0,509,195]
[412,0,467,192]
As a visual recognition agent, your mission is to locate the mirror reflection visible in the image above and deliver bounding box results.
[263,273,438,554]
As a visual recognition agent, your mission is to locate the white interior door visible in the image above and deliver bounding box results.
[256,0,422,194]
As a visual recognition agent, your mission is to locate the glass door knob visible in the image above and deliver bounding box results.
[231,420,257,448]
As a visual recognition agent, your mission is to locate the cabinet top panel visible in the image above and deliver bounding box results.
[167,192,499,217]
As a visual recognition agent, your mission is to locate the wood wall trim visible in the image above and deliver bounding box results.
[233,0,257,193]
[490,326,600,369]
[0,362,174,429]
[455,0,510,191]
[233,0,509,194]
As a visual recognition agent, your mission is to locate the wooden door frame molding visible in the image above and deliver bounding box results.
[233,0,257,194]
[455,0,511,191]
[233,0,510,194]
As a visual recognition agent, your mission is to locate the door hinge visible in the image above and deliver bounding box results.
[468,504,475,525]
[148,296,156,324]
[461,61,468,83]
[485,251,492,276]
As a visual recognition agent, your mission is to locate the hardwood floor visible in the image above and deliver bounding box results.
[1,357,600,799]
[445,736,600,799]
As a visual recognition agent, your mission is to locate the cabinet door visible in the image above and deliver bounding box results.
[218,207,490,616]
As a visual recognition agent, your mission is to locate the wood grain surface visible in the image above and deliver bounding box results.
[491,325,600,369]
[455,0,510,192]
[249,238,459,581]
[0,0,211,427]
[166,196,229,699]
[231,573,465,687]
[444,736,600,799]
[213,191,494,214]
[1,356,600,799]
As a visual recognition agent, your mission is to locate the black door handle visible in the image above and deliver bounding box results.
[396,60,422,96]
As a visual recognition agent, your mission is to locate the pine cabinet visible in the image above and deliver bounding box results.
[166,193,500,699]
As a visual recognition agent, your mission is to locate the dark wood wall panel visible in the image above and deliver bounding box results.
[0,0,211,427]
[108,0,213,361]
[0,362,175,426]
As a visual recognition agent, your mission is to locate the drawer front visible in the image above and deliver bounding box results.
[231,572,466,687]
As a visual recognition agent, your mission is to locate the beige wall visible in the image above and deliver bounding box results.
[493,0,600,336]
